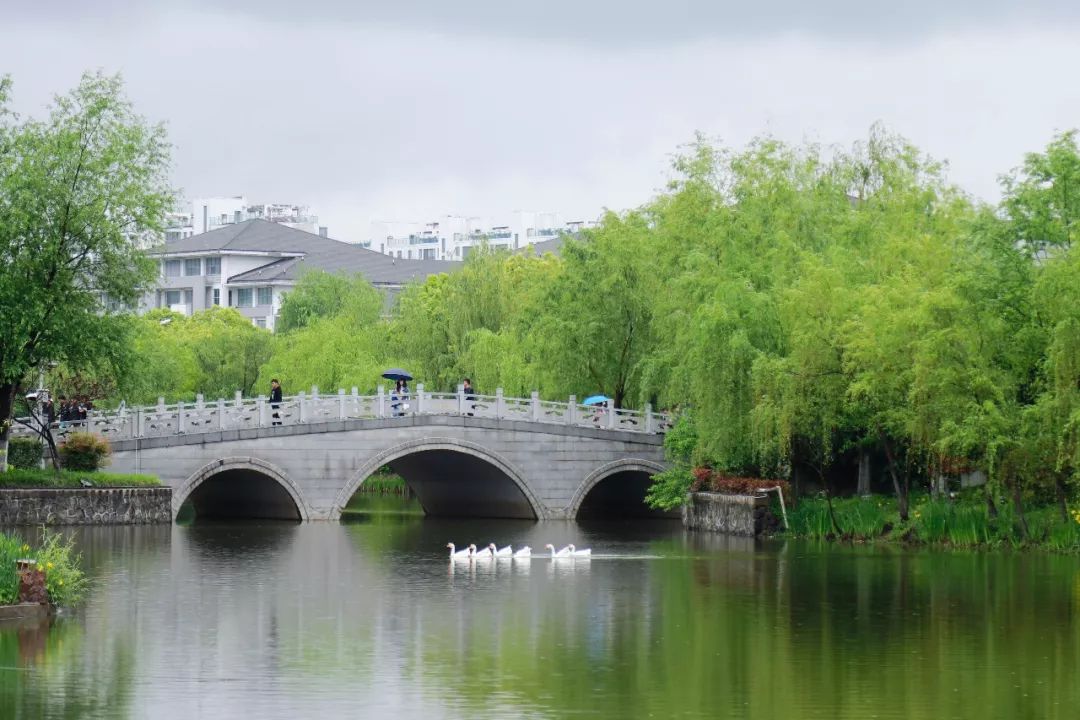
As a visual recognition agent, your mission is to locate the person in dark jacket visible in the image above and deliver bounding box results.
[463,378,476,417]
[270,379,283,425]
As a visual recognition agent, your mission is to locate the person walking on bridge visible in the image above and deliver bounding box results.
[463,378,476,417]
[270,379,283,426]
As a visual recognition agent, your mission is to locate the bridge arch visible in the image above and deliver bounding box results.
[176,456,311,521]
[567,458,667,519]
[331,436,545,520]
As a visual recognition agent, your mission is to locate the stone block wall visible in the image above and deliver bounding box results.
[0,488,172,525]
[682,492,772,536]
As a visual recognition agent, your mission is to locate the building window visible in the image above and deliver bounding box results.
[205,257,221,275]
[164,259,182,277]
[183,258,201,276]
[237,288,254,307]
[254,318,267,329]
[212,288,220,306]
[165,289,182,306]
[257,287,272,306]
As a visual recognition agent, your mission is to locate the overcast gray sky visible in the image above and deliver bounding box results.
[3,1,1079,240]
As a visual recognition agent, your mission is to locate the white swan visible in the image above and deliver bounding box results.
[447,543,474,560]
[475,544,495,559]
[513,546,531,558]
[568,544,591,558]
[493,544,513,557]
[544,543,572,558]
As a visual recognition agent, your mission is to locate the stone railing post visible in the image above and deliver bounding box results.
[177,401,185,434]
[298,391,307,423]
[607,402,616,430]
[216,399,226,430]
[134,408,143,438]
[195,393,205,410]
[351,387,359,417]
[416,383,425,414]
[311,385,319,400]
[377,385,385,418]
[157,396,166,413]
[567,395,576,425]
[234,390,243,406]
[457,384,465,415]
[258,396,267,427]
[645,403,654,434]
[495,388,504,419]
[338,388,346,420]
[531,391,540,422]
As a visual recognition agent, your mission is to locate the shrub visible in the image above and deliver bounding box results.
[645,466,694,510]
[688,468,792,501]
[8,437,44,469]
[59,432,111,471]
[34,529,88,606]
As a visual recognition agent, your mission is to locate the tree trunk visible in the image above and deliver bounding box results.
[1056,474,1069,523]
[880,432,909,522]
[857,449,871,497]
[984,486,998,519]
[1011,477,1030,541]
[0,382,17,473]
[818,467,842,537]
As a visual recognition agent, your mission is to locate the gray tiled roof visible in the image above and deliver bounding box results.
[151,220,460,286]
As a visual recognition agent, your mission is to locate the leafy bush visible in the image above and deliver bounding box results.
[33,530,88,606]
[688,468,792,500]
[8,438,43,469]
[0,530,87,607]
[645,466,694,510]
[59,432,111,471]
[645,414,698,510]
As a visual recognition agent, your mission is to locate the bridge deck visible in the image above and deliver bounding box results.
[16,387,671,444]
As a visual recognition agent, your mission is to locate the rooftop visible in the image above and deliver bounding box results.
[151,220,460,286]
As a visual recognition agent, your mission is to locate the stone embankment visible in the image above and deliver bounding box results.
[682,492,773,536]
[0,487,172,525]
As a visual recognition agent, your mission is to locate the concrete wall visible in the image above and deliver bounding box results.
[105,414,666,521]
[0,488,172,525]
[682,492,772,537]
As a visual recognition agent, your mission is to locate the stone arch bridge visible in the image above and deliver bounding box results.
[72,387,671,521]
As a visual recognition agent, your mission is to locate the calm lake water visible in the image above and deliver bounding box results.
[2,500,1079,719]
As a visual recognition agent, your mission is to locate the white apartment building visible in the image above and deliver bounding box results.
[164,196,326,243]
[370,211,595,261]
[146,220,458,331]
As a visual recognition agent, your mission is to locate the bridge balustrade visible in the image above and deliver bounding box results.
[12,385,671,442]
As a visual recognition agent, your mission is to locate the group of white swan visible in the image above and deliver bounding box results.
[446,543,591,560]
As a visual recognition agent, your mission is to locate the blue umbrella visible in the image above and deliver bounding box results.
[582,395,611,406]
[381,368,413,381]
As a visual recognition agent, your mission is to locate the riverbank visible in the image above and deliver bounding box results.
[783,493,1080,551]
[0,468,159,488]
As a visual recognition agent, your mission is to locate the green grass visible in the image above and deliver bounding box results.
[354,471,408,495]
[0,467,160,488]
[784,493,1080,552]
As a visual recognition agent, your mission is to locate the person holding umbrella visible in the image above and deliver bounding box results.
[583,395,611,424]
[382,369,413,417]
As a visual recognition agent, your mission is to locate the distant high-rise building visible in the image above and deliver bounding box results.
[370,211,596,261]
[162,196,324,244]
